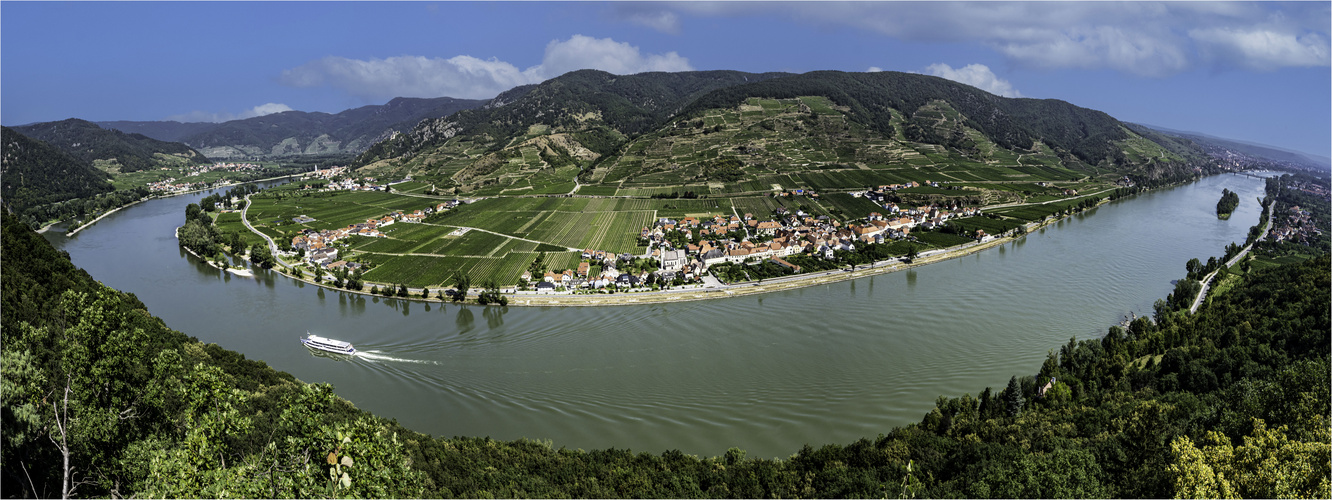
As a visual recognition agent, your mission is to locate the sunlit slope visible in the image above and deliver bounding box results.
[353,70,1206,196]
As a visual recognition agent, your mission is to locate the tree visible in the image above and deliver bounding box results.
[477,279,505,306]
[396,284,408,297]
[421,287,430,299]
[1185,258,1202,279]
[452,272,469,303]
[249,243,274,269]
[1169,419,1330,499]
[1004,376,1025,417]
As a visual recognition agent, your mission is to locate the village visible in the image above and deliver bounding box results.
[304,165,391,192]
[517,183,992,293]
[290,199,464,269]
[1269,204,1325,246]
[1264,176,1330,247]
[146,162,266,192]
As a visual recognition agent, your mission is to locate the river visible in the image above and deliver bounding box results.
[44,173,1270,459]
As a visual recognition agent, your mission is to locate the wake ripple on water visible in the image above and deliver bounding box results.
[356,350,441,365]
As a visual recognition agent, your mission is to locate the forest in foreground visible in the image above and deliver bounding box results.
[2,203,1327,498]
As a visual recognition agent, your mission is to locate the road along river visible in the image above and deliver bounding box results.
[44,173,1270,459]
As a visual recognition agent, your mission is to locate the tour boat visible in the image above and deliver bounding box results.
[301,333,356,355]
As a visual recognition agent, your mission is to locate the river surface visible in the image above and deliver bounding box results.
[44,173,1270,458]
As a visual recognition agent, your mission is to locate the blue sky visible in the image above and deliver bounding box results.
[3,1,1328,157]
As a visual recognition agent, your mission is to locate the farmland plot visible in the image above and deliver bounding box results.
[729,196,784,218]
[946,216,1026,235]
[363,255,467,288]
[357,236,426,254]
[823,193,888,220]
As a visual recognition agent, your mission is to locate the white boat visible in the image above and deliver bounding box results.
[301,333,356,355]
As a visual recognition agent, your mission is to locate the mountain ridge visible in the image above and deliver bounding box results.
[350,69,1214,195]
[13,118,210,173]
[98,96,487,159]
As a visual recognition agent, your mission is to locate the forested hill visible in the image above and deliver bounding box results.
[1,208,421,498]
[355,69,793,164]
[351,69,1212,194]
[12,118,209,173]
[1,126,114,218]
[4,200,1326,498]
[99,96,488,159]
[682,70,1137,164]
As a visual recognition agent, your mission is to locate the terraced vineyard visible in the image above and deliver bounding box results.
[578,96,1107,199]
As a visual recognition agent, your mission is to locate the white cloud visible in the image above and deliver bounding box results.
[281,55,530,102]
[279,35,693,101]
[166,103,294,123]
[535,34,692,79]
[621,10,681,35]
[1189,28,1330,71]
[866,66,883,73]
[667,2,1330,77]
[923,64,1021,98]
[242,103,294,118]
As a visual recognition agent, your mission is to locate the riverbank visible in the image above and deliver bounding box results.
[175,225,255,275]
[264,219,1043,307]
[41,173,306,236]
[507,228,1025,307]
[63,197,153,236]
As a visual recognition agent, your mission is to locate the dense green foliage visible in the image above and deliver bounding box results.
[1,126,115,224]
[26,187,153,233]
[13,118,208,172]
[1217,188,1240,218]
[1,208,425,498]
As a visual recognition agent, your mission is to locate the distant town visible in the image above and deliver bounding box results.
[146,162,265,193]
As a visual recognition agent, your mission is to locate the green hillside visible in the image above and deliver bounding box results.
[1,126,114,219]
[352,70,1210,195]
[13,118,209,173]
[353,70,793,181]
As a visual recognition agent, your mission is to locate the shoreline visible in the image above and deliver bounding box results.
[175,226,237,272]
[503,228,1028,307]
[261,217,1052,307]
[40,173,304,236]
[63,197,152,236]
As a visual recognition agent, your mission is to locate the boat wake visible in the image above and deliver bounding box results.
[356,350,440,365]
